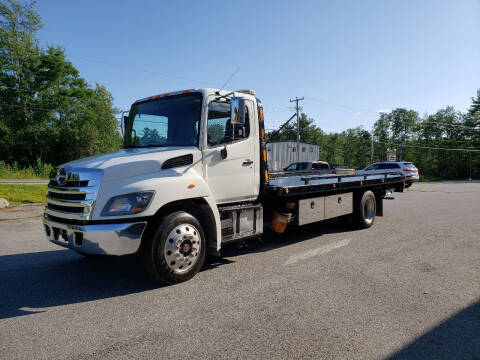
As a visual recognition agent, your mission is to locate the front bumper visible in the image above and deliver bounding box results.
[43,214,147,255]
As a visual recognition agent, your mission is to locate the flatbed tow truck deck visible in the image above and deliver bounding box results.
[267,172,404,196]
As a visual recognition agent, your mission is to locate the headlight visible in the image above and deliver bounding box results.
[101,191,154,216]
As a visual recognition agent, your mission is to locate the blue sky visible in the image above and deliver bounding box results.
[35,0,480,133]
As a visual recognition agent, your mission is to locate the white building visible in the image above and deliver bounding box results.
[266,141,320,171]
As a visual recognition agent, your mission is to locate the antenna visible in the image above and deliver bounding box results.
[220,67,240,91]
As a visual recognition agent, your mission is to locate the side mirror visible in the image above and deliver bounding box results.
[121,113,128,137]
[231,97,246,125]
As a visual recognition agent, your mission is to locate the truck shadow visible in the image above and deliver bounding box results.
[0,251,161,319]
[219,218,354,258]
[386,300,480,359]
[0,219,351,320]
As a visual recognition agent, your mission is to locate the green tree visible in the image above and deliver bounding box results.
[468,89,480,117]
[0,0,121,167]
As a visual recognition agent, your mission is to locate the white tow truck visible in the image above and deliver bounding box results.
[43,88,405,283]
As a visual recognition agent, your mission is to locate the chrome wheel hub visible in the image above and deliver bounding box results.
[364,197,375,224]
[164,224,201,274]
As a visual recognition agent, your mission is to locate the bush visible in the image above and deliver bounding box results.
[0,160,52,179]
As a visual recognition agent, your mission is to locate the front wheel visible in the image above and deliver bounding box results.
[142,211,206,284]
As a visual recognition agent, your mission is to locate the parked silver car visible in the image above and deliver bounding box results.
[283,161,332,174]
[358,161,419,187]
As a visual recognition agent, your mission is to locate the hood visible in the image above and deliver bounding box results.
[62,147,200,181]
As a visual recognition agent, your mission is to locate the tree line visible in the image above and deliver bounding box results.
[0,0,121,169]
[267,92,480,179]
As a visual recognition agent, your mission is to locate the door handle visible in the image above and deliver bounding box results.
[242,159,253,166]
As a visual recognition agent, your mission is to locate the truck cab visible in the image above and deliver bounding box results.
[43,88,268,282]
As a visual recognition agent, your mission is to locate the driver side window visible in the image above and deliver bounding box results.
[207,101,250,147]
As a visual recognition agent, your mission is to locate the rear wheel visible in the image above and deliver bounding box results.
[354,190,376,229]
[142,211,206,284]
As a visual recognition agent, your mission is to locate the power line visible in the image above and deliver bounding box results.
[0,102,59,112]
[373,139,480,152]
[69,55,219,87]
[420,119,480,132]
[403,144,480,152]
[303,97,378,115]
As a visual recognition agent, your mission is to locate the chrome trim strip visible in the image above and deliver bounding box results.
[46,197,93,208]
[47,185,91,194]
[45,208,90,220]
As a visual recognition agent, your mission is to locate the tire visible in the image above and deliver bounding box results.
[142,211,206,284]
[404,182,413,188]
[354,190,376,229]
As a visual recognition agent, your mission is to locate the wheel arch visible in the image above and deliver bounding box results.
[144,197,219,253]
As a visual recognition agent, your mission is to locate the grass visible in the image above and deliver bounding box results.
[0,161,52,180]
[0,184,48,204]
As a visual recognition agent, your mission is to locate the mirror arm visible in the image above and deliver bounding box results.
[221,145,228,160]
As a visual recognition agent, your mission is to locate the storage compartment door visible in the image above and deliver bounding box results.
[298,197,325,225]
[324,193,353,220]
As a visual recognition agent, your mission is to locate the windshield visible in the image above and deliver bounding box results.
[124,93,202,148]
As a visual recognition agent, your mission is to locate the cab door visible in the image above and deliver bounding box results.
[202,98,258,204]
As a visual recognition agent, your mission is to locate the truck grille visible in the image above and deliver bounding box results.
[47,191,86,201]
[45,168,103,221]
[47,203,86,213]
[48,180,89,187]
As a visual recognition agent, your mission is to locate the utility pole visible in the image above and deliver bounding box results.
[290,96,304,161]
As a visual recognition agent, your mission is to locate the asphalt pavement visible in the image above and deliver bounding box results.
[1,182,479,359]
